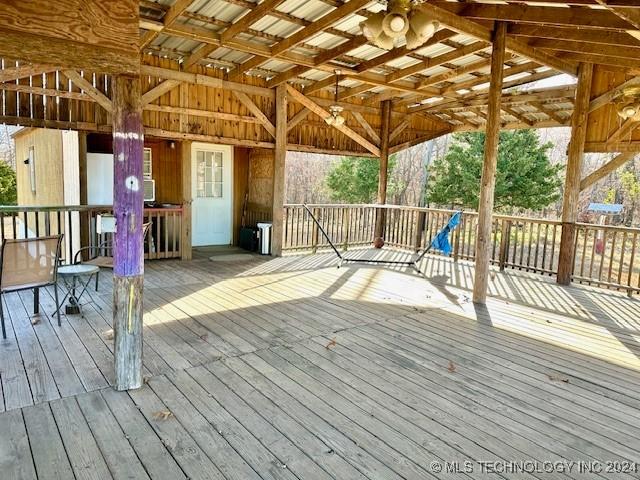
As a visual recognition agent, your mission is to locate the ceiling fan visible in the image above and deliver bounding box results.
[360,0,439,50]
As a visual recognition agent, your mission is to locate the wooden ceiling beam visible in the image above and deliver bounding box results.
[531,38,640,60]
[287,108,310,132]
[140,65,275,98]
[267,36,368,87]
[432,2,636,32]
[530,101,568,125]
[417,3,578,76]
[385,41,489,83]
[140,0,194,49]
[233,91,276,137]
[286,84,381,156]
[552,51,640,70]
[580,152,636,190]
[61,70,113,113]
[595,1,640,31]
[0,64,58,83]
[589,76,640,113]
[182,44,220,69]
[141,79,182,105]
[508,24,640,47]
[351,111,381,145]
[356,29,458,73]
[222,0,288,42]
[271,0,370,56]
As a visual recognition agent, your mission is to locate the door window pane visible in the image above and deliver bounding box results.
[196,151,223,198]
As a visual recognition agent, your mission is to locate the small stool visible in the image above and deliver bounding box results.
[55,264,101,317]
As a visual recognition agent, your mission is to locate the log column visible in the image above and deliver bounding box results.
[271,84,287,256]
[112,75,145,391]
[557,62,593,285]
[472,22,507,304]
[374,99,392,242]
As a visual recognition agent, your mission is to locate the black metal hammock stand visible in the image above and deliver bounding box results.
[302,204,462,276]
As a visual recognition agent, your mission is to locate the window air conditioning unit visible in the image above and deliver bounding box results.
[144,179,156,202]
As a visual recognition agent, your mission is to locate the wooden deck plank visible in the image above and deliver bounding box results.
[203,361,370,480]
[166,369,302,480]
[372,318,640,435]
[77,391,151,480]
[146,375,263,480]
[127,385,226,480]
[22,402,75,480]
[0,408,37,480]
[184,365,336,480]
[100,388,187,480]
[216,357,414,480]
[3,293,59,405]
[49,396,113,480]
[345,325,640,463]
[2,251,640,480]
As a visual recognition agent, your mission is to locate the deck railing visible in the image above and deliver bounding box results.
[283,204,639,295]
[0,205,183,262]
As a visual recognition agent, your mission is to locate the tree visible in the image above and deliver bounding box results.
[620,169,640,225]
[427,130,563,211]
[326,155,397,204]
[0,160,17,205]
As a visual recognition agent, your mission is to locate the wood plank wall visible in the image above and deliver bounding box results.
[585,65,640,151]
[0,56,450,156]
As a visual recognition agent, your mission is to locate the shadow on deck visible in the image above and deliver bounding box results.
[1,248,639,479]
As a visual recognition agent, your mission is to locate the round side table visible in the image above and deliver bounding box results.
[55,264,101,317]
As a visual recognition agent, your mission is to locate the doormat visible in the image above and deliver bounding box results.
[209,253,258,262]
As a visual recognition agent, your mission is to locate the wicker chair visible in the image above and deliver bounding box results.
[0,235,63,339]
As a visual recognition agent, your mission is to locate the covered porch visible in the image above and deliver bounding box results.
[1,0,640,478]
[1,251,639,478]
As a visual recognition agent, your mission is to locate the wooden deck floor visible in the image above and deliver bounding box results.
[1,248,640,479]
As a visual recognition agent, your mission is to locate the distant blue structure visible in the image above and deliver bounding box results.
[587,203,623,215]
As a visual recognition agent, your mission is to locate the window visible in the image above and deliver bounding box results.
[196,151,223,198]
[143,148,152,179]
[28,146,36,193]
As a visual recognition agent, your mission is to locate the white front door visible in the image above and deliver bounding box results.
[191,144,233,246]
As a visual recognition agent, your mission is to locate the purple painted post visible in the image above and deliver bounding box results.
[112,75,145,391]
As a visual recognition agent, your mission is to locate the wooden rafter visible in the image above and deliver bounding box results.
[389,119,409,143]
[222,0,287,43]
[287,108,310,132]
[417,3,578,76]
[61,70,113,113]
[385,41,490,83]
[233,91,276,137]
[438,2,636,31]
[589,76,640,113]
[0,64,57,83]
[580,152,636,190]
[286,85,381,156]
[351,111,381,145]
[141,79,182,105]
[271,0,370,56]
[140,0,194,49]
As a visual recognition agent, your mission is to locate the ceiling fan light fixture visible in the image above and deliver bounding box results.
[360,12,385,42]
[617,100,639,119]
[360,1,438,51]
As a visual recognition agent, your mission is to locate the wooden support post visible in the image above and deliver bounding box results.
[78,132,90,254]
[112,75,144,391]
[271,84,287,256]
[374,99,392,243]
[498,219,511,271]
[557,63,594,285]
[180,141,193,260]
[472,22,507,305]
[413,211,426,252]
